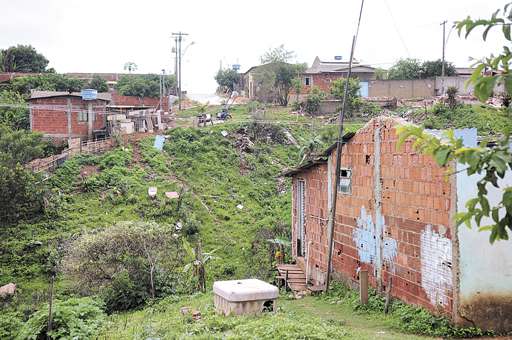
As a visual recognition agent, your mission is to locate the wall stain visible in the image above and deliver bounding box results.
[353,207,397,267]
[420,225,452,306]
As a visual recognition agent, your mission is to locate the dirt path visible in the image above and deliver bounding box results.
[282,296,435,340]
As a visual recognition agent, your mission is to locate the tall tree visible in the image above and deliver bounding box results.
[388,58,423,80]
[260,44,295,64]
[214,68,240,93]
[123,62,138,73]
[253,62,306,106]
[421,59,456,78]
[330,78,362,116]
[1,45,49,73]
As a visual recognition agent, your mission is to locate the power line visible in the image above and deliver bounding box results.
[383,0,411,57]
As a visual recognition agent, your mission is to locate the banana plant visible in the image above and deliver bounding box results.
[183,239,218,292]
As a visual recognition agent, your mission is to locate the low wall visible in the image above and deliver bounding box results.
[369,79,435,99]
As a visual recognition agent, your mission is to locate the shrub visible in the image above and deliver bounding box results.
[0,312,22,339]
[330,78,362,116]
[304,86,325,114]
[63,221,185,312]
[18,297,105,340]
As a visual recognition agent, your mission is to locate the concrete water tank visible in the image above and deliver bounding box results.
[213,279,279,316]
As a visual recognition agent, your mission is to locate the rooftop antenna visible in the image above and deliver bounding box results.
[325,0,365,293]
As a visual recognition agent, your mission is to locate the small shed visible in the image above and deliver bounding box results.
[213,279,278,316]
[29,90,111,141]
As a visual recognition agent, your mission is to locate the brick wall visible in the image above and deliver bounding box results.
[30,96,107,139]
[110,93,168,111]
[302,72,374,93]
[292,117,454,315]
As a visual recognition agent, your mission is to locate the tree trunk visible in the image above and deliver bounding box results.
[149,264,155,299]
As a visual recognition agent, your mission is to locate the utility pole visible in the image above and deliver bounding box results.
[172,32,188,111]
[174,37,178,92]
[325,0,365,293]
[441,20,447,77]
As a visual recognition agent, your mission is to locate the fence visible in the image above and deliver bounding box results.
[27,138,114,174]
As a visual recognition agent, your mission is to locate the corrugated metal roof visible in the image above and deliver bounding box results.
[280,131,356,177]
[29,90,111,101]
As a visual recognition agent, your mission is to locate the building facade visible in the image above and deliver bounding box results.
[284,116,512,332]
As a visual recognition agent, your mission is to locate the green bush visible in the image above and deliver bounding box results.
[0,311,22,339]
[420,103,512,136]
[102,270,148,313]
[63,222,185,312]
[17,297,105,340]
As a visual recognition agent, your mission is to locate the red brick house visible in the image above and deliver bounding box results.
[29,90,111,141]
[301,57,376,97]
[283,116,512,332]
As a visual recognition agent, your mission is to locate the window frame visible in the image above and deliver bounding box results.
[337,168,352,195]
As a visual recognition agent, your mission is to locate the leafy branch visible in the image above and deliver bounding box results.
[396,126,512,243]
[456,2,512,101]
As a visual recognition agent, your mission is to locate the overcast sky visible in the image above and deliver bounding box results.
[1,0,505,93]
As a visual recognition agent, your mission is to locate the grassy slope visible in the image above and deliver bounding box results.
[0,106,361,299]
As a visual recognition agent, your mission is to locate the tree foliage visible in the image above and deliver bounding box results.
[395,4,512,243]
[253,62,306,106]
[304,86,326,114]
[115,74,176,98]
[1,44,49,73]
[456,3,512,102]
[10,73,85,96]
[18,297,105,339]
[388,58,423,80]
[87,74,109,92]
[0,125,47,224]
[123,62,138,73]
[214,68,241,93]
[260,44,295,63]
[0,90,29,130]
[421,59,456,78]
[388,58,456,79]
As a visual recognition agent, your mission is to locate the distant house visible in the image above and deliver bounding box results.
[302,57,376,97]
[29,90,111,141]
[242,64,269,100]
[282,116,512,333]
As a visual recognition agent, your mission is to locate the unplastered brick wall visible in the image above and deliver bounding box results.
[292,117,454,315]
[30,97,107,138]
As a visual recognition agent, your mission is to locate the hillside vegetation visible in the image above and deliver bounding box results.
[1,102,507,338]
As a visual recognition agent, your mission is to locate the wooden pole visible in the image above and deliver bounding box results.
[359,269,368,305]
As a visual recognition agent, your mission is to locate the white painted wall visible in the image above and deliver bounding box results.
[456,130,512,301]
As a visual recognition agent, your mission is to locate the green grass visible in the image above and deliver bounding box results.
[411,103,512,136]
[100,291,431,340]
